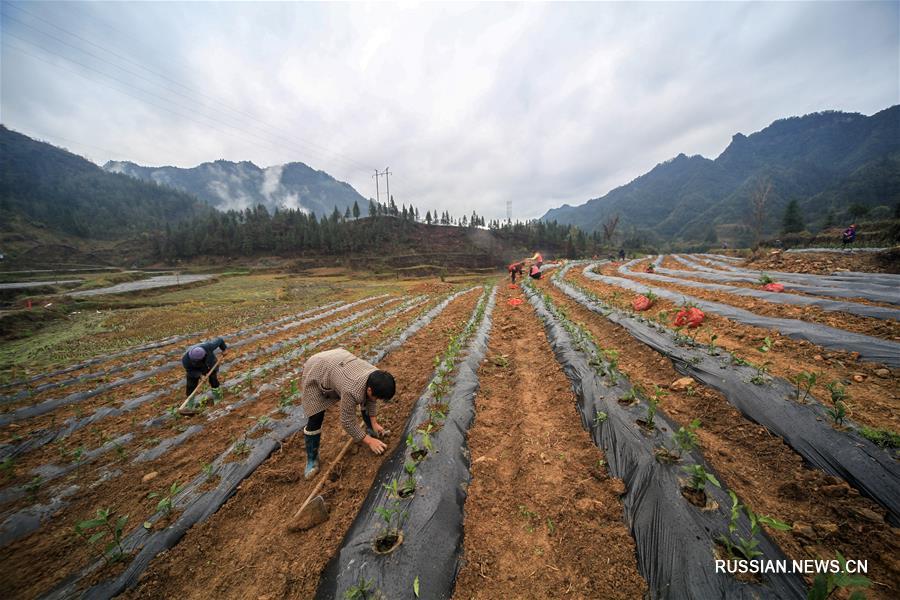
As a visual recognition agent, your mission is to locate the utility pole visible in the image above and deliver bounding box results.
[506,199,512,223]
[383,167,391,204]
[373,169,381,204]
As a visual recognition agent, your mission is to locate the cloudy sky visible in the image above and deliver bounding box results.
[2,1,897,220]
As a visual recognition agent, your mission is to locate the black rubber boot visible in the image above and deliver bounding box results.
[303,427,321,480]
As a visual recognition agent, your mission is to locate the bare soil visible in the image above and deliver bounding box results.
[618,259,900,341]
[569,267,900,441]
[538,277,900,599]
[0,294,442,599]
[117,289,482,600]
[453,284,646,599]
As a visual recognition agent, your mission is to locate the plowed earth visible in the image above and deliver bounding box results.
[620,259,900,341]
[538,278,900,599]
[453,284,646,598]
[0,295,435,599]
[120,289,482,600]
[570,268,899,433]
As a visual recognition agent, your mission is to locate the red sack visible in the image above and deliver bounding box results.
[674,307,705,328]
[507,298,524,307]
[762,283,784,293]
[632,295,652,311]
[508,284,518,289]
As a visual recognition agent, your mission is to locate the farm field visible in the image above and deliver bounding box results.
[0,259,896,599]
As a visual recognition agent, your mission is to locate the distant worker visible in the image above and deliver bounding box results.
[618,248,625,261]
[531,252,543,268]
[508,261,524,283]
[300,348,396,479]
[841,224,857,249]
[182,337,227,398]
[529,263,542,280]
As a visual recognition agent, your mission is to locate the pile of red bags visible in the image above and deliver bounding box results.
[632,295,653,311]
[674,306,705,328]
[762,283,785,293]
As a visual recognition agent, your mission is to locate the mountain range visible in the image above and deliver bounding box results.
[543,106,900,245]
[103,159,366,216]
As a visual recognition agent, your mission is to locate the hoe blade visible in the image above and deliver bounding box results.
[288,496,329,531]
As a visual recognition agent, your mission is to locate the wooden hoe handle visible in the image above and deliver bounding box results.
[178,353,223,411]
[296,432,357,514]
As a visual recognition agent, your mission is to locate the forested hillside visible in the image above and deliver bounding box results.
[544,106,900,246]
[0,126,209,239]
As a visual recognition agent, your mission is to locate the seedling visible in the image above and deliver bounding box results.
[148,481,184,516]
[758,273,774,285]
[373,500,407,554]
[546,517,556,535]
[344,577,377,600]
[114,443,128,462]
[791,371,819,403]
[705,329,719,356]
[74,507,129,565]
[674,419,701,456]
[749,362,772,385]
[683,464,721,492]
[166,405,181,421]
[593,410,608,427]
[70,445,86,463]
[820,381,848,425]
[518,505,538,532]
[25,475,43,500]
[729,352,750,367]
[201,462,214,477]
[278,394,293,409]
[1,457,14,479]
[718,491,790,560]
[619,384,643,406]
[758,337,774,354]
[807,552,872,600]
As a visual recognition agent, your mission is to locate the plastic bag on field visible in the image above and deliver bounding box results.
[632,295,653,311]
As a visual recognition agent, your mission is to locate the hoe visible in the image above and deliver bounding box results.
[177,354,223,416]
[288,434,356,531]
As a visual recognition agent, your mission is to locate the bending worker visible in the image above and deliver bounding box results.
[182,337,227,397]
[301,348,396,479]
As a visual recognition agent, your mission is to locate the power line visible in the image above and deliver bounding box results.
[1,6,374,173]
[2,39,328,165]
[2,34,370,175]
[3,2,374,171]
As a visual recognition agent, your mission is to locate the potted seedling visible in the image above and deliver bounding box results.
[680,464,721,508]
[807,552,872,600]
[373,500,407,555]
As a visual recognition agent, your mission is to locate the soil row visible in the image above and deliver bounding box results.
[0,291,456,599]
[114,288,485,600]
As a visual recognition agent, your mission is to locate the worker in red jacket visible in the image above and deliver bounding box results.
[507,261,524,283]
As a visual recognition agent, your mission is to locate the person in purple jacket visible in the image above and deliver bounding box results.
[181,337,227,397]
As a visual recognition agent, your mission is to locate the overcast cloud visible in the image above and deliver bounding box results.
[1,1,897,220]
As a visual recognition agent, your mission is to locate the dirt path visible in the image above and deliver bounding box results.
[453,284,646,599]
[121,289,483,600]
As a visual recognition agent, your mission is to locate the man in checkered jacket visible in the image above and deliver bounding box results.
[300,348,396,479]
